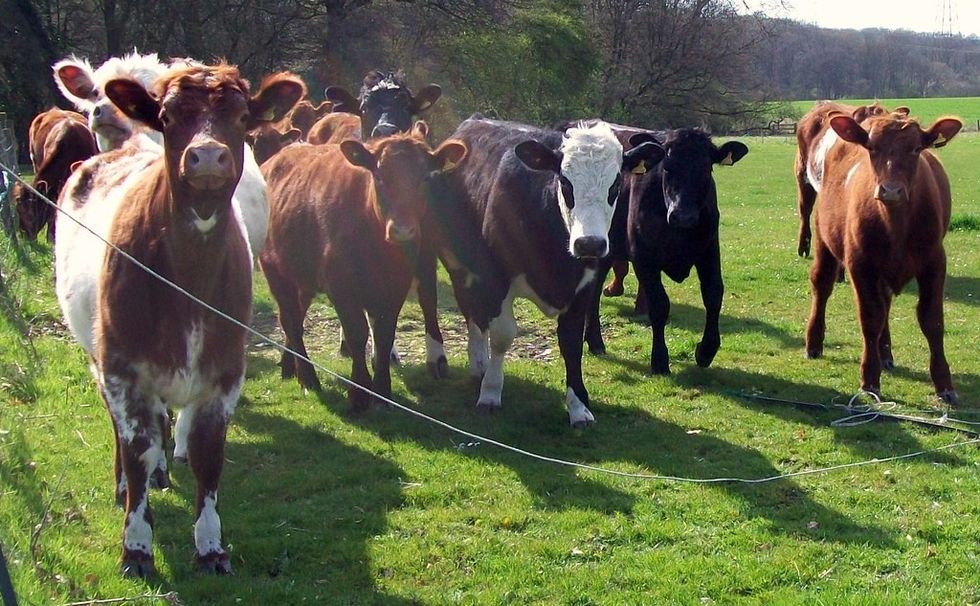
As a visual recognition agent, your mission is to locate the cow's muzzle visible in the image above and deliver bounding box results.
[572,235,608,259]
[182,141,235,191]
[875,182,907,204]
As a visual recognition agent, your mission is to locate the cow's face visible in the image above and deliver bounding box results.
[326,71,441,139]
[341,122,466,243]
[643,130,747,229]
[107,65,304,230]
[53,53,167,152]
[516,122,664,258]
[831,114,962,204]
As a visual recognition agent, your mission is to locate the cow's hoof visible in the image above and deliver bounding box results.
[587,343,607,356]
[881,358,895,372]
[571,418,594,429]
[198,552,232,575]
[694,342,718,368]
[475,399,501,414]
[428,356,449,379]
[938,389,960,406]
[798,240,810,258]
[603,283,624,297]
[121,554,156,578]
[173,455,188,466]
[298,373,322,392]
[805,349,822,359]
[149,468,170,490]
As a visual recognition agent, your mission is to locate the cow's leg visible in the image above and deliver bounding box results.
[150,405,170,488]
[187,386,238,575]
[558,293,595,427]
[879,297,894,371]
[109,409,127,508]
[585,257,612,355]
[804,240,840,359]
[368,304,401,404]
[467,318,490,381]
[694,245,724,368]
[476,297,517,412]
[635,264,671,374]
[851,273,888,396]
[335,304,373,412]
[633,277,649,316]
[603,258,629,297]
[102,376,163,578]
[263,261,319,390]
[172,407,192,465]
[916,259,957,404]
[416,249,448,378]
[796,150,817,257]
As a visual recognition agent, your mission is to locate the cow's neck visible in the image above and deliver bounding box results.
[875,196,914,267]
[160,187,236,302]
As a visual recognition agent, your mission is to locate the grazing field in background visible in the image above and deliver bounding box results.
[1,134,979,605]
[789,97,980,131]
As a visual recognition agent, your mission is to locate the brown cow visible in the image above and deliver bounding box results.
[804,111,962,404]
[283,98,332,138]
[259,123,466,409]
[307,111,361,144]
[13,108,97,240]
[794,101,909,257]
[247,124,301,165]
[55,62,304,577]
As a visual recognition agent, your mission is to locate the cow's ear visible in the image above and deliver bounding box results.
[830,115,869,147]
[325,86,361,116]
[623,141,664,175]
[628,132,659,148]
[340,139,377,172]
[104,78,164,132]
[411,84,442,114]
[314,100,332,116]
[433,140,467,172]
[713,141,749,166]
[248,73,305,130]
[922,117,962,149]
[411,120,430,141]
[282,127,302,144]
[893,106,911,117]
[514,141,562,173]
[53,58,96,108]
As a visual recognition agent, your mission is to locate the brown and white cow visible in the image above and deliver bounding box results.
[13,108,97,240]
[55,62,304,577]
[259,123,466,407]
[794,101,909,257]
[804,111,962,404]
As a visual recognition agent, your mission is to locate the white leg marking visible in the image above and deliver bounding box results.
[566,387,595,427]
[124,498,153,555]
[426,334,447,365]
[194,491,225,557]
[477,297,518,410]
[467,319,489,379]
[173,407,192,462]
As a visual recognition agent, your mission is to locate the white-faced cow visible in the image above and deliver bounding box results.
[55,62,304,577]
[804,111,961,404]
[433,116,663,427]
[13,108,97,240]
[259,123,466,408]
[53,52,277,260]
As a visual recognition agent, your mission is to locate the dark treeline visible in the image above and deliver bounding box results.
[2,0,978,163]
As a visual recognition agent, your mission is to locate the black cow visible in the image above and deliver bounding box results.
[325,70,441,138]
[432,116,663,427]
[614,128,748,374]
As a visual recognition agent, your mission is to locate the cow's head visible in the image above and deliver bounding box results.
[830,113,962,204]
[326,70,441,139]
[515,121,664,258]
[247,124,302,165]
[106,64,305,230]
[286,99,331,138]
[53,52,167,152]
[851,102,909,124]
[340,122,467,244]
[632,129,747,229]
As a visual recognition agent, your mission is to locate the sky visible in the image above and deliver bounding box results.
[740,0,980,38]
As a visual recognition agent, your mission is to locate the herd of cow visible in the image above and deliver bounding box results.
[8,51,964,578]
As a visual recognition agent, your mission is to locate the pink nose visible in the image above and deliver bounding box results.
[386,220,418,242]
[182,141,234,190]
[875,182,906,203]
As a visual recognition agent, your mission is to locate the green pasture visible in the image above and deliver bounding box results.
[1,135,979,604]
[789,97,980,130]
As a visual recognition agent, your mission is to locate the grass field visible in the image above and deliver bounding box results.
[789,97,980,131]
[2,134,979,605]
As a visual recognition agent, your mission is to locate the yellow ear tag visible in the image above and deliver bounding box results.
[631,162,647,175]
[720,152,734,166]
[934,133,947,147]
[262,108,277,121]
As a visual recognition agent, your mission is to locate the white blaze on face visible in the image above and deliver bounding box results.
[557,122,623,256]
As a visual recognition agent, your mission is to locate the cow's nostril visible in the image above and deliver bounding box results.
[188,150,200,166]
[92,106,102,118]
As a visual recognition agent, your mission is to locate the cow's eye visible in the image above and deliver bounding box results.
[160,111,171,127]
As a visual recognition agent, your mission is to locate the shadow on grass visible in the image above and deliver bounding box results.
[153,395,421,605]
[945,274,979,307]
[307,360,902,549]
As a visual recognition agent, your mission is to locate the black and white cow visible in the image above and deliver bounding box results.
[433,116,663,427]
[325,70,441,139]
